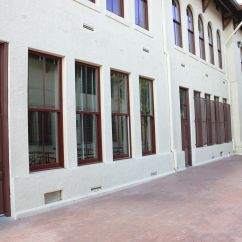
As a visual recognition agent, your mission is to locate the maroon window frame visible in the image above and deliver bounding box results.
[198,15,206,60]
[75,62,102,165]
[28,51,64,171]
[106,0,124,17]
[111,70,131,160]
[135,0,149,30]
[139,78,156,155]
[208,23,215,65]
[187,6,195,54]
[172,0,183,47]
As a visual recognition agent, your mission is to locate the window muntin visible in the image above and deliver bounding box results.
[111,71,131,159]
[106,0,124,17]
[187,7,195,54]
[28,52,63,171]
[208,23,214,65]
[135,0,149,30]
[75,63,102,164]
[139,78,155,155]
[172,0,182,47]
[217,31,223,69]
[198,15,206,60]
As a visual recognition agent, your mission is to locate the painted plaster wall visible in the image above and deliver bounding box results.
[0,0,239,217]
[0,0,173,218]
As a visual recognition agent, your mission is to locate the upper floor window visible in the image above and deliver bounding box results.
[107,0,124,17]
[135,0,149,30]
[198,15,205,60]
[139,78,156,155]
[172,0,182,47]
[208,23,214,65]
[187,6,195,54]
[28,51,63,171]
[75,62,102,165]
[111,71,131,160]
[217,31,222,69]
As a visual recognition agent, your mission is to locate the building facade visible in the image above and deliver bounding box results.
[0,0,241,218]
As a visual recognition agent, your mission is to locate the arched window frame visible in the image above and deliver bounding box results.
[172,0,182,47]
[187,6,195,54]
[208,23,214,65]
[217,30,223,69]
[198,15,206,60]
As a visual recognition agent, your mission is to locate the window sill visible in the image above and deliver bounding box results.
[105,11,130,27]
[174,45,186,54]
[133,25,153,38]
[73,0,102,13]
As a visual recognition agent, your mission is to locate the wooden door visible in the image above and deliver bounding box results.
[180,88,192,167]
[0,43,10,216]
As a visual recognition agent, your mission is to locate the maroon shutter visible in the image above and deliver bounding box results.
[219,103,225,143]
[201,98,207,146]
[227,104,232,142]
[206,99,212,145]
[215,101,220,144]
[224,103,228,142]
[211,100,216,145]
[194,96,203,147]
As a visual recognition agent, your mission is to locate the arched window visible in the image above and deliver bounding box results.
[208,23,214,65]
[172,0,182,47]
[198,15,205,60]
[217,31,222,69]
[187,6,195,54]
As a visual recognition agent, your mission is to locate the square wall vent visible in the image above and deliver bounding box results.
[44,190,62,205]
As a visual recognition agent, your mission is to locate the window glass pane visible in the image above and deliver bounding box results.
[112,115,129,155]
[140,79,152,115]
[198,17,204,38]
[28,54,44,108]
[187,8,193,31]
[75,63,98,112]
[208,24,213,44]
[113,0,121,15]
[45,57,59,109]
[111,71,128,113]
[76,114,98,160]
[29,112,59,166]
[135,0,147,29]
[107,0,122,16]
[141,116,153,153]
[28,54,59,109]
[172,0,180,21]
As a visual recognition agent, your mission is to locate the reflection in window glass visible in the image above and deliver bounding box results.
[28,52,62,170]
[111,71,131,159]
[75,63,101,164]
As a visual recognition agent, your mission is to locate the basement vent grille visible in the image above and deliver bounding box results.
[143,48,149,53]
[44,190,62,204]
[83,24,94,31]
[91,186,102,192]
[151,171,158,176]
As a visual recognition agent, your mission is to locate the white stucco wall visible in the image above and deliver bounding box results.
[0,0,240,218]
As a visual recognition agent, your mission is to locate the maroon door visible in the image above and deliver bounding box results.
[180,88,192,166]
[0,43,10,216]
